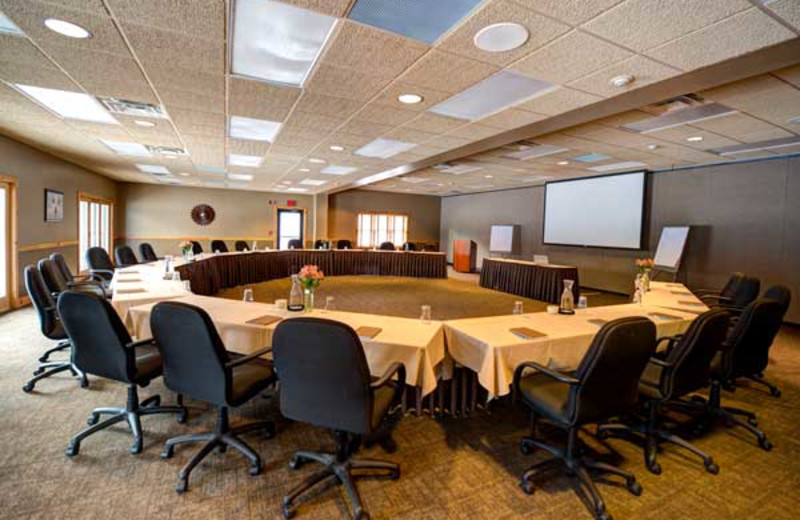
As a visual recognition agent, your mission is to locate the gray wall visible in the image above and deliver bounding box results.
[441,155,800,323]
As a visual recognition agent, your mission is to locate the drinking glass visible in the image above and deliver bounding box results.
[420,305,432,324]
[182,280,191,292]
[325,296,336,312]
[577,296,588,309]
[171,271,181,281]
[513,301,524,315]
[243,288,254,302]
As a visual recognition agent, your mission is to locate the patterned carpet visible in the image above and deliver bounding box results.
[1,276,799,520]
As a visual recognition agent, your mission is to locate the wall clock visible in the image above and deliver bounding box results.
[191,204,215,226]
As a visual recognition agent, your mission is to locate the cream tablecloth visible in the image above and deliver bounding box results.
[110,263,191,322]
[125,294,446,396]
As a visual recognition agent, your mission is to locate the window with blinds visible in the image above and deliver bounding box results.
[357,213,408,248]
[78,194,114,272]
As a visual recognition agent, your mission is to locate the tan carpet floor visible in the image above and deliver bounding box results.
[1,276,799,520]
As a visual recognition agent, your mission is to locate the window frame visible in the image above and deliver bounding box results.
[356,212,408,248]
[77,192,114,273]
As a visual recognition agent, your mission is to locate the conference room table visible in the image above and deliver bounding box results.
[444,281,707,398]
[110,262,191,322]
[479,257,580,304]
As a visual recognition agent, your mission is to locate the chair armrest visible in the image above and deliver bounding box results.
[370,362,406,389]
[225,347,272,369]
[693,289,721,297]
[126,338,155,350]
[655,334,681,353]
[699,294,732,304]
[68,280,107,296]
[513,361,580,388]
[89,268,115,276]
[714,303,745,316]
[648,357,673,368]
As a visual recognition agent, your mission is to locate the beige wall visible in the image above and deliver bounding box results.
[441,155,800,323]
[1,135,118,300]
[328,189,441,246]
[118,182,320,255]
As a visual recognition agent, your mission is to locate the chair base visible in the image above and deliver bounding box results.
[66,385,187,456]
[160,406,274,493]
[282,431,400,520]
[519,429,641,520]
[23,355,88,393]
[744,374,781,397]
[38,340,71,363]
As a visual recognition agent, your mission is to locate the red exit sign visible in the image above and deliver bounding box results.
[287,200,297,207]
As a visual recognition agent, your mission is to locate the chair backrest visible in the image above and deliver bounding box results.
[724,298,785,377]
[211,240,228,253]
[57,291,136,383]
[287,239,303,250]
[272,318,375,435]
[50,253,73,282]
[720,272,745,299]
[150,301,231,405]
[235,240,249,251]
[24,265,65,340]
[38,258,69,295]
[570,317,656,425]
[379,241,395,250]
[314,239,326,249]
[191,241,203,254]
[336,239,352,249]
[763,285,791,317]
[660,308,730,398]
[86,247,114,277]
[422,244,438,252]
[730,276,760,308]
[402,242,416,251]
[114,245,139,266]
[139,242,158,262]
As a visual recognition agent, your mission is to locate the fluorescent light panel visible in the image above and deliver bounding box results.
[15,84,117,124]
[100,140,151,157]
[228,172,254,181]
[228,154,263,167]
[574,153,611,163]
[354,138,417,159]
[429,71,556,121]
[0,11,22,35]
[229,115,282,142]
[299,179,327,186]
[287,187,309,192]
[710,136,800,156]
[622,103,737,133]
[232,0,336,87]
[136,164,170,175]
[587,161,647,172]
[320,165,359,175]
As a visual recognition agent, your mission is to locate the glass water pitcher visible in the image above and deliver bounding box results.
[288,274,304,311]
[559,279,575,315]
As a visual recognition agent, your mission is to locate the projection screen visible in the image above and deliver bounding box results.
[543,172,646,249]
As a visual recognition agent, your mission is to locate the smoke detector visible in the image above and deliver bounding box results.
[609,75,635,88]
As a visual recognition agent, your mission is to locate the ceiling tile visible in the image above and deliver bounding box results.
[321,20,429,78]
[761,0,800,31]
[228,138,271,157]
[427,134,472,150]
[567,55,681,97]
[773,65,800,90]
[228,77,300,121]
[401,113,466,134]
[121,22,224,75]
[690,113,793,143]
[0,51,80,91]
[274,0,353,17]
[444,123,499,141]
[338,118,394,138]
[105,0,224,41]
[305,63,392,101]
[582,0,752,52]
[146,64,224,98]
[515,87,602,115]
[510,30,632,85]
[646,8,796,72]
[282,110,345,133]
[397,50,499,94]
[479,108,546,129]
[353,102,419,126]
[438,0,569,66]
[157,86,223,114]
[383,127,440,144]
[701,75,800,133]
[647,126,741,150]
[507,0,624,26]
[292,91,364,119]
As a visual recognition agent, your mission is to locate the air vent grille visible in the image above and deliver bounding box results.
[623,103,736,134]
[98,97,168,119]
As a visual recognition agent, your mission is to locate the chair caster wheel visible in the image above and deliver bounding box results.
[33,368,44,376]
[771,388,781,397]
[79,378,89,389]
[520,480,535,495]
[65,443,79,457]
[289,456,304,470]
[177,410,188,424]
[282,506,296,519]
[38,356,48,363]
[759,439,773,451]
[87,414,99,426]
[647,462,661,475]
[520,442,533,455]
[22,383,34,393]
[249,463,262,477]
[175,480,188,494]
[263,423,276,439]
[705,462,719,475]
[130,443,143,455]
[596,511,612,520]
[161,447,174,459]
[627,480,642,496]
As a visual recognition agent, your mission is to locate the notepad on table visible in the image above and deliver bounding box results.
[510,327,547,340]
[677,300,704,307]
[649,312,683,321]
[670,291,693,296]
[587,318,608,327]
[116,278,143,283]
[356,326,382,339]
[115,287,147,295]
[245,315,282,327]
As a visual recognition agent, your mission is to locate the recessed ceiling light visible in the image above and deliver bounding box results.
[232,0,336,87]
[0,11,23,36]
[557,161,569,165]
[287,187,309,193]
[321,165,358,175]
[228,172,254,181]
[14,84,117,124]
[329,145,344,151]
[473,22,529,52]
[178,172,191,177]
[646,144,660,150]
[300,179,327,186]
[136,164,170,175]
[308,158,326,164]
[484,174,493,178]
[44,18,92,39]
[229,115,282,142]
[299,168,310,172]
[100,140,151,157]
[133,119,155,127]
[686,136,704,142]
[609,75,635,88]
[398,93,423,104]
[788,116,800,125]
[354,138,417,159]
[228,154,263,167]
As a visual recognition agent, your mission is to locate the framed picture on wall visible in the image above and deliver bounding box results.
[44,189,64,222]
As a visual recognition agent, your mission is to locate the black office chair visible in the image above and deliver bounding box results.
[378,241,395,251]
[514,317,656,520]
[211,240,228,253]
[58,291,187,456]
[21,266,87,393]
[337,239,352,249]
[671,298,781,451]
[401,242,416,251]
[598,308,730,475]
[701,275,760,315]
[114,245,139,267]
[421,244,438,252]
[39,258,106,300]
[139,242,158,262]
[287,239,303,250]
[272,318,406,520]
[191,241,203,255]
[314,239,327,249]
[47,253,107,299]
[150,301,277,493]
[85,246,115,287]
[694,272,744,302]
[235,240,250,251]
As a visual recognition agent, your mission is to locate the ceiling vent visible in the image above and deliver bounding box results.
[433,162,483,175]
[501,141,568,160]
[709,136,800,156]
[623,102,737,134]
[639,94,705,116]
[98,97,168,119]
[146,145,188,157]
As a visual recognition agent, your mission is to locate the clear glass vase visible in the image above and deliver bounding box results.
[303,288,314,313]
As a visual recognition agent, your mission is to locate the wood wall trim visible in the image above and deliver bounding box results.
[18,240,79,252]
[1,175,18,310]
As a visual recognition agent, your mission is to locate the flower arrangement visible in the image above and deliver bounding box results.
[179,240,193,255]
[298,264,324,290]
[635,258,654,273]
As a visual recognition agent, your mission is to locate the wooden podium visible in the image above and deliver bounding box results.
[453,240,477,273]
